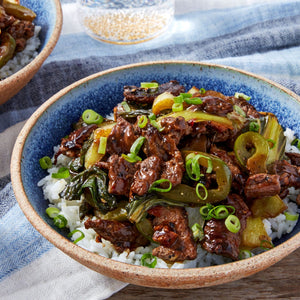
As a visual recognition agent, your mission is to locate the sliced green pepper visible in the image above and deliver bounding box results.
[136,217,154,241]
[0,32,16,68]
[157,110,233,129]
[2,0,36,22]
[234,131,269,174]
[159,152,232,204]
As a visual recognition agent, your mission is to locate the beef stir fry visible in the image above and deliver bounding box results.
[0,0,36,68]
[43,80,300,264]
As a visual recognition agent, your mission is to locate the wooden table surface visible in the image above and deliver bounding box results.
[109,248,300,299]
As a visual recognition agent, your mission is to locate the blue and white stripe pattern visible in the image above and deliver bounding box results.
[1,0,300,299]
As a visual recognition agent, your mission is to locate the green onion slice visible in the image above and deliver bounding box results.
[138,115,148,128]
[200,88,206,94]
[195,183,208,201]
[233,105,246,117]
[149,179,172,193]
[148,113,156,120]
[291,138,300,150]
[130,136,146,156]
[174,95,184,104]
[45,207,60,218]
[239,249,253,260]
[199,204,213,220]
[53,215,68,228]
[266,138,276,149]
[191,223,204,241]
[121,153,142,163]
[98,137,107,154]
[249,121,260,132]
[140,82,159,89]
[68,229,85,244]
[150,119,164,132]
[260,239,274,250]
[39,156,52,169]
[121,101,131,112]
[184,97,203,105]
[172,102,183,112]
[225,215,241,233]
[141,253,157,268]
[52,167,70,179]
[82,109,103,125]
[234,92,251,101]
[284,212,299,221]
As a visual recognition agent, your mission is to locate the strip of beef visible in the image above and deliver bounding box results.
[106,117,138,155]
[104,154,137,197]
[130,155,162,196]
[160,150,184,187]
[84,218,149,253]
[244,173,281,199]
[55,124,97,162]
[274,159,300,189]
[123,80,185,106]
[0,6,15,29]
[286,152,300,166]
[189,120,232,143]
[201,194,251,260]
[159,116,192,145]
[187,96,233,116]
[210,145,246,193]
[228,95,261,119]
[137,122,174,161]
[148,206,197,262]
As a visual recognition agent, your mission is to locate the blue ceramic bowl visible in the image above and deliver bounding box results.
[11,61,300,288]
[0,0,62,105]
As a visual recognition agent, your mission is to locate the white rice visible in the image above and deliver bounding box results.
[38,128,300,268]
[0,25,41,80]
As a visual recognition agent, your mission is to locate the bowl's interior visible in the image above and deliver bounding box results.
[15,62,300,286]
[21,0,58,51]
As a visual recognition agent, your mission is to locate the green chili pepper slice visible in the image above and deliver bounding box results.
[234,131,269,174]
[2,0,36,21]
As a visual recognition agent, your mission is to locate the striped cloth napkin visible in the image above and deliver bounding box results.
[1,0,300,299]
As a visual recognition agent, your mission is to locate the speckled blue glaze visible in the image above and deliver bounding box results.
[21,0,57,51]
[20,62,300,242]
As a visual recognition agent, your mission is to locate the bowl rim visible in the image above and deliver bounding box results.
[10,60,300,289]
[0,0,62,104]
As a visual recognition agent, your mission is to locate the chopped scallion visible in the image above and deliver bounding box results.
[130,136,146,156]
[267,138,276,149]
[150,119,164,132]
[138,115,148,128]
[239,249,253,260]
[184,97,203,105]
[45,207,60,218]
[199,88,206,94]
[39,156,52,169]
[98,137,107,154]
[121,101,131,112]
[53,215,68,228]
[233,105,246,117]
[148,179,172,193]
[291,138,300,150]
[52,167,70,179]
[141,253,157,268]
[225,215,240,233]
[195,183,208,201]
[234,92,251,101]
[68,229,85,244]
[284,212,299,221]
[82,109,103,125]
[172,102,183,112]
[121,153,142,163]
[191,223,204,241]
[249,121,260,132]
[148,113,156,120]
[140,82,159,89]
